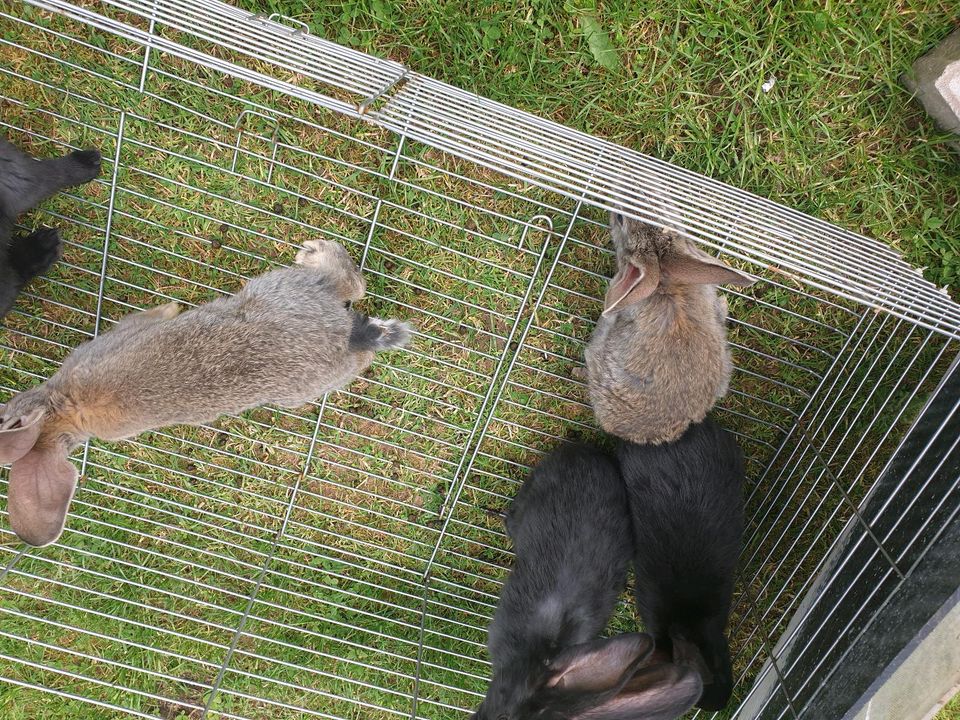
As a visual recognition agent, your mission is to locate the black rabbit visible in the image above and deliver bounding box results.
[0,135,102,318]
[473,444,702,719]
[618,418,746,711]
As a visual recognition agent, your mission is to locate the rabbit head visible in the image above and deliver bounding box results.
[603,212,754,315]
[295,238,366,302]
[0,387,78,547]
[473,634,702,720]
[662,627,731,711]
[685,626,733,711]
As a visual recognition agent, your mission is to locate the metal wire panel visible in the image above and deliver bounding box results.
[0,3,957,719]
[21,0,960,342]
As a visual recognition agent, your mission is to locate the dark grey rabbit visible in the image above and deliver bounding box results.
[473,444,702,720]
[619,417,746,711]
[1,136,102,318]
[585,213,755,445]
[0,240,411,547]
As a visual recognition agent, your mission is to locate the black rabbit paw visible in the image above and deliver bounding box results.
[11,227,63,280]
[69,149,102,181]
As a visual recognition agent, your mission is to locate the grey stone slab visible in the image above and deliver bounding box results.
[846,587,960,720]
[902,28,960,140]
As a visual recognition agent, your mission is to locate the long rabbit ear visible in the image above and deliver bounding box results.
[671,629,733,711]
[571,663,703,720]
[602,259,661,315]
[668,633,712,683]
[546,633,655,693]
[660,253,756,287]
[7,445,79,547]
[0,408,45,464]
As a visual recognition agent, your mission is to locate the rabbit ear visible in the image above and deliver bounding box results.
[7,445,79,547]
[602,259,661,315]
[546,633,655,693]
[671,628,734,710]
[660,253,756,287]
[572,662,703,720]
[670,632,713,685]
[0,408,45,464]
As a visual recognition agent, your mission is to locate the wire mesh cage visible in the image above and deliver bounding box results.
[0,1,958,719]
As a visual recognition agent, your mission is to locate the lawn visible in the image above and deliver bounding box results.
[938,690,960,720]
[237,0,958,294]
[0,1,957,720]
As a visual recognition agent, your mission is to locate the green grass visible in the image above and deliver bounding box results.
[240,0,959,293]
[937,690,960,720]
[0,2,957,719]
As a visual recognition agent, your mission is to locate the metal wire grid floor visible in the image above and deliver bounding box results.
[0,1,957,719]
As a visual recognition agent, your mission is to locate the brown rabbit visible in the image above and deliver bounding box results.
[585,213,755,445]
[0,239,411,547]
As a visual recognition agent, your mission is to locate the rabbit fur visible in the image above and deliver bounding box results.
[0,239,411,547]
[473,443,702,720]
[619,417,746,711]
[0,136,101,318]
[585,213,755,445]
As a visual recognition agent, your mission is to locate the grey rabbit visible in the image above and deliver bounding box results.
[0,239,412,547]
[585,213,755,445]
[473,444,702,720]
[1,135,102,318]
[619,418,746,711]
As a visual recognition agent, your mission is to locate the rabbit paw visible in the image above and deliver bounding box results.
[67,149,102,183]
[10,227,63,280]
[70,148,102,170]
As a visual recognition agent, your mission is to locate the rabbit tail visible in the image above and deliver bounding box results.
[349,314,412,352]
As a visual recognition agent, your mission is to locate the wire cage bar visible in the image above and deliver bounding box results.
[0,2,957,719]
